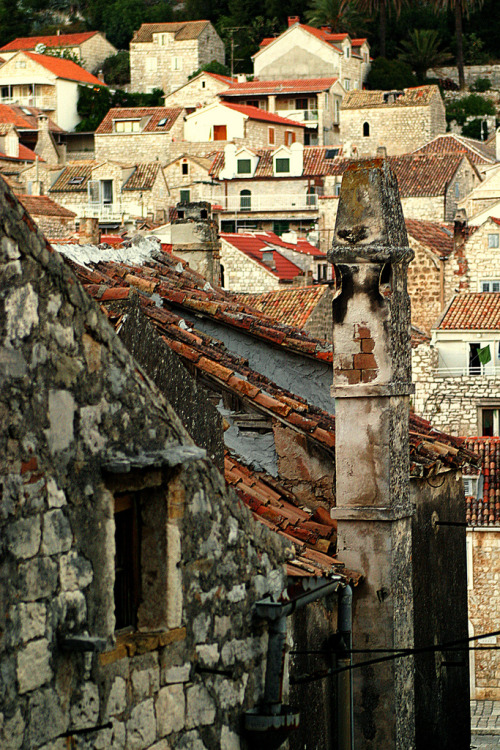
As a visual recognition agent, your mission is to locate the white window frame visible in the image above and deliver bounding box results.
[480,280,500,292]
[488,233,499,248]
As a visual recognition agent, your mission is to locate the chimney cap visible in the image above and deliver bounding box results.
[288,15,300,26]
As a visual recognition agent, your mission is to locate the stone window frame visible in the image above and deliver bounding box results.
[172,56,182,71]
[488,233,499,248]
[343,78,350,91]
[180,189,190,203]
[480,280,500,292]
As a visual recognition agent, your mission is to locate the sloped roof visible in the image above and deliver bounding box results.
[23,52,105,85]
[342,85,439,110]
[238,285,330,329]
[412,133,496,166]
[204,71,236,85]
[132,21,211,43]
[0,104,63,132]
[259,231,325,257]
[209,146,347,179]
[17,194,76,217]
[122,163,161,191]
[222,78,338,97]
[437,293,500,330]
[259,23,347,51]
[49,163,95,192]
[463,438,500,526]
[0,32,99,52]
[221,233,303,280]
[221,102,306,127]
[96,107,183,134]
[0,143,39,162]
[405,219,454,257]
[389,153,467,197]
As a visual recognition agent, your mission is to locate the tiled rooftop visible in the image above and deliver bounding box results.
[412,134,496,166]
[0,143,39,162]
[463,438,500,525]
[438,293,500,330]
[221,233,304,281]
[17,194,76,217]
[122,163,161,191]
[237,285,330,329]
[390,153,473,197]
[132,21,211,43]
[0,32,98,51]
[49,163,95,192]
[221,78,339,96]
[342,85,439,109]
[0,104,63,132]
[23,52,106,85]
[210,146,347,179]
[405,219,455,257]
[96,107,183,135]
[221,102,306,127]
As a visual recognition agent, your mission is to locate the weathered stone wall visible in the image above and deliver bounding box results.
[164,75,226,109]
[407,234,442,333]
[400,196,445,222]
[95,116,184,163]
[163,158,223,207]
[468,529,500,699]
[30,213,76,239]
[244,119,304,149]
[457,219,500,291]
[220,239,283,292]
[431,64,500,89]
[444,159,479,222]
[80,34,117,74]
[0,176,287,750]
[305,286,334,342]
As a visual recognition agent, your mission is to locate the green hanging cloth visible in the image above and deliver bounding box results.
[478,345,491,365]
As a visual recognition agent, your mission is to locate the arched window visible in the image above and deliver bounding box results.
[306,186,317,207]
[363,122,370,137]
[240,189,251,210]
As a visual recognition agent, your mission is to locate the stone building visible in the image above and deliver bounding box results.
[0,104,64,156]
[16,194,76,237]
[163,71,235,111]
[219,77,344,146]
[412,132,497,177]
[130,21,225,95]
[220,232,303,291]
[458,162,500,222]
[94,106,184,163]
[340,85,446,157]
[253,16,370,90]
[0,32,117,75]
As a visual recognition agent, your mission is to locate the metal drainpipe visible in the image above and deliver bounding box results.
[337,585,354,750]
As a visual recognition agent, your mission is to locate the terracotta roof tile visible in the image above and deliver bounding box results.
[389,153,469,197]
[17,194,76,218]
[209,146,346,179]
[0,104,63,132]
[463,439,500,526]
[23,52,105,85]
[222,102,306,127]
[405,219,454,257]
[221,233,303,281]
[222,78,338,96]
[132,21,211,43]
[342,85,439,110]
[122,163,161,191]
[49,163,95,192]
[96,107,183,135]
[438,293,500,330]
[240,286,331,329]
[0,32,98,51]
[412,133,496,165]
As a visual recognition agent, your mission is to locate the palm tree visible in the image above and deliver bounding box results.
[398,29,451,84]
[305,0,367,36]
[435,0,485,88]
[356,0,406,58]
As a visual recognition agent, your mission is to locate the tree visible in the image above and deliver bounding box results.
[398,29,451,84]
[356,0,406,58]
[434,0,485,89]
[102,51,130,86]
[366,56,417,89]
[305,0,367,36]
[188,60,230,79]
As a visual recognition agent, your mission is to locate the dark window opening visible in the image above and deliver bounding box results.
[237,159,252,174]
[469,343,481,375]
[181,162,189,175]
[240,189,251,210]
[482,409,495,436]
[180,189,190,203]
[220,264,225,287]
[114,495,141,631]
[275,158,290,173]
[363,122,370,137]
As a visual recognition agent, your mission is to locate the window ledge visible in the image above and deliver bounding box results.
[99,627,186,665]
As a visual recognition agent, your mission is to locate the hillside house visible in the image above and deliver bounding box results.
[163,153,218,207]
[0,32,117,74]
[16,193,76,237]
[412,132,497,177]
[0,103,63,154]
[163,70,235,110]
[130,21,225,94]
[183,101,305,149]
[0,123,39,166]
[219,77,344,146]
[340,85,446,156]
[458,162,500,222]
[253,16,370,90]
[0,51,105,131]
[219,232,304,291]
[94,106,184,163]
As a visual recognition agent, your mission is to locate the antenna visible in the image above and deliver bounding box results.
[225,27,246,79]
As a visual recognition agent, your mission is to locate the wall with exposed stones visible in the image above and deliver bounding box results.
[80,34,118,74]
[430,65,500,89]
[94,118,184,163]
[0,176,288,750]
[468,529,500,699]
[29,214,76,240]
[406,235,442,333]
[220,239,283,293]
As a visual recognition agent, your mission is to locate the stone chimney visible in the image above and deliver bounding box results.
[34,113,60,165]
[171,201,221,286]
[453,207,469,292]
[288,15,299,26]
[328,159,416,749]
[376,145,387,158]
[79,217,101,245]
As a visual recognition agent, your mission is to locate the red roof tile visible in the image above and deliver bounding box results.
[405,219,454,257]
[0,104,63,132]
[23,52,106,85]
[95,107,183,135]
[239,285,331,329]
[412,134,495,166]
[132,21,211,43]
[222,102,306,127]
[0,32,98,51]
[438,293,500,330]
[17,194,76,217]
[209,146,346,179]
[463,438,500,526]
[389,153,471,198]
[221,233,303,280]
[222,78,338,96]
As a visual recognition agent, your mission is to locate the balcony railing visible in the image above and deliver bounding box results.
[222,193,319,212]
[435,365,500,377]
[83,203,123,221]
[277,109,319,125]
[0,96,55,110]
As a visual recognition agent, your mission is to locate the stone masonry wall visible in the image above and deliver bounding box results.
[468,530,500,699]
[95,116,184,163]
[431,64,500,89]
[220,240,284,293]
[305,287,334,342]
[30,214,76,240]
[400,196,445,222]
[243,120,304,149]
[406,235,442,333]
[80,34,117,75]
[0,176,286,750]
[164,76,226,109]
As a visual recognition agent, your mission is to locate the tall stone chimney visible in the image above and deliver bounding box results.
[328,159,416,749]
[79,217,101,245]
[171,201,221,287]
[34,113,60,165]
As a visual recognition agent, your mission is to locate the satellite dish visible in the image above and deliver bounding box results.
[35,43,46,54]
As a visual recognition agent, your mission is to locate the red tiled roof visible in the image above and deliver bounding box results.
[95,107,183,134]
[209,146,346,179]
[238,285,330,329]
[351,38,367,46]
[204,71,236,85]
[221,232,303,280]
[463,438,500,526]
[438,293,500,330]
[491,217,500,228]
[23,52,106,85]
[258,231,325,257]
[285,23,347,49]
[49,162,95,192]
[122,163,161,191]
[0,143,39,162]
[222,102,306,127]
[0,32,98,51]
[405,219,454,257]
[17,194,76,217]
[132,21,211,43]
[412,134,496,166]
[389,153,469,197]
[222,77,338,96]
[0,104,63,132]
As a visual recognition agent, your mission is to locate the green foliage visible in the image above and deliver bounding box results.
[43,47,84,66]
[102,50,130,86]
[398,29,451,84]
[305,0,367,36]
[461,117,489,140]
[462,32,488,64]
[366,57,417,90]
[85,0,173,49]
[75,85,164,132]
[445,93,495,127]
[470,77,491,92]
[0,0,30,46]
[188,59,230,80]
[216,14,280,74]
